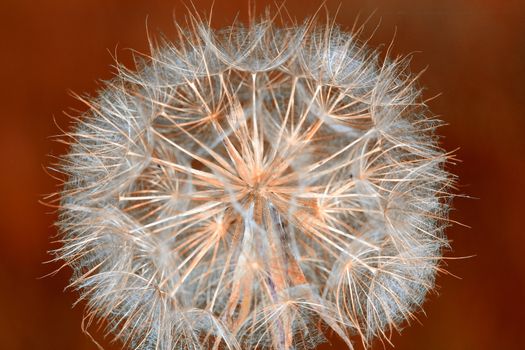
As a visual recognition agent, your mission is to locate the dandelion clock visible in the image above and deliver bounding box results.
[50,11,455,350]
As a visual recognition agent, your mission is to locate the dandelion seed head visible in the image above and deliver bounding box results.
[51,10,455,350]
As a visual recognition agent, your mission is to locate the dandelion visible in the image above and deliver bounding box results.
[49,9,455,350]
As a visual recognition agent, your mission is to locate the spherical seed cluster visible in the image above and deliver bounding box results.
[53,15,454,350]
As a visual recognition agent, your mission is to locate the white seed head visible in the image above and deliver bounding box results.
[51,12,455,350]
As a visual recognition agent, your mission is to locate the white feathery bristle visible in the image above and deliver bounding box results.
[50,11,455,350]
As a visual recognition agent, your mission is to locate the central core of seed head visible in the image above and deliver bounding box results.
[247,176,267,198]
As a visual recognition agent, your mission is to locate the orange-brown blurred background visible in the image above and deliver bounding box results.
[1,0,524,349]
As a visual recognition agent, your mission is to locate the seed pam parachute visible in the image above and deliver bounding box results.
[50,11,455,350]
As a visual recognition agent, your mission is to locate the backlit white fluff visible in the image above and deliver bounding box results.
[51,12,455,350]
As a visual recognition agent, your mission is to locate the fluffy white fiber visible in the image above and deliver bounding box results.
[51,10,455,350]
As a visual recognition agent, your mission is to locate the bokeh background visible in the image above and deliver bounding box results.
[1,0,523,349]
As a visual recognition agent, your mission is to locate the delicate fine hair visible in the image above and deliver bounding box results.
[49,8,456,350]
